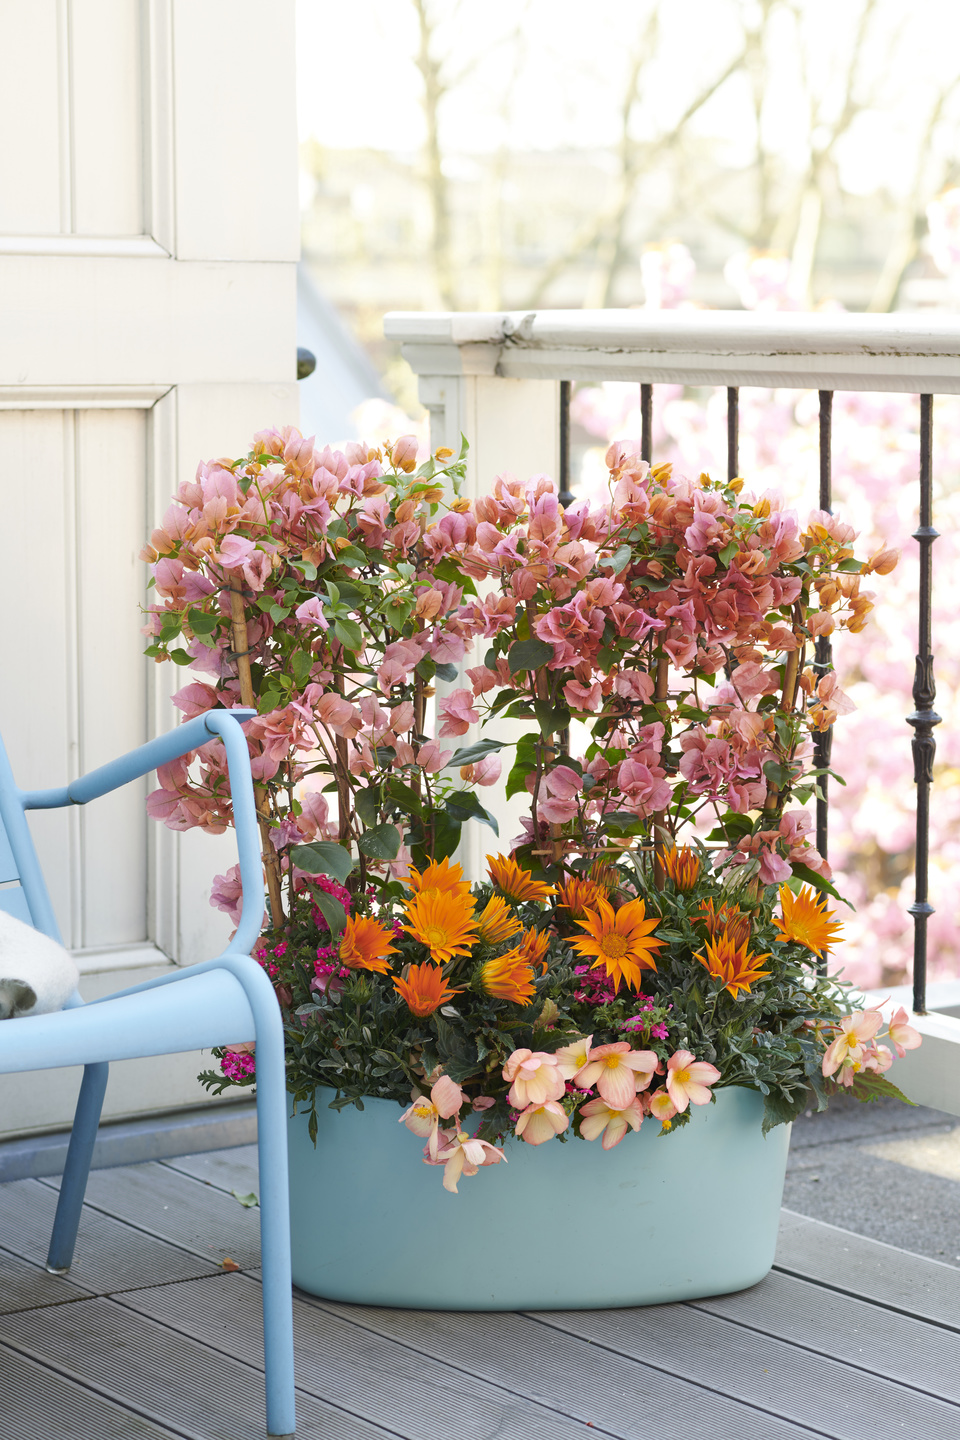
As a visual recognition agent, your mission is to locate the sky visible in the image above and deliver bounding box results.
[296,0,960,201]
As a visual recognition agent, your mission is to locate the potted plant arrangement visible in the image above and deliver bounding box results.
[141,427,919,1308]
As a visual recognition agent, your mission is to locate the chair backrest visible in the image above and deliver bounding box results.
[0,735,62,942]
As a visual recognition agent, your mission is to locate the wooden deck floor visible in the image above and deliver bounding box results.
[1,1142,958,1440]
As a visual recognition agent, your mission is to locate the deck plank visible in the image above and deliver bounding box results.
[0,1294,402,1440]
[531,1303,960,1440]
[40,1158,261,1269]
[0,1245,91,1314]
[0,1340,183,1439]
[0,1178,223,1293]
[119,1270,825,1440]
[694,1269,960,1406]
[776,1209,960,1330]
[162,1142,259,1196]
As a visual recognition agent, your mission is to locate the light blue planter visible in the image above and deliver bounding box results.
[287,1085,790,1310]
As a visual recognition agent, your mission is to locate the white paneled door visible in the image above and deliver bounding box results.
[0,0,300,1138]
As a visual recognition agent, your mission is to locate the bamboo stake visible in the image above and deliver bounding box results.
[227,575,286,927]
[652,654,670,887]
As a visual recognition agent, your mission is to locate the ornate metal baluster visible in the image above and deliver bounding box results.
[727,387,739,481]
[641,383,653,464]
[558,379,573,508]
[814,393,834,893]
[909,394,940,1014]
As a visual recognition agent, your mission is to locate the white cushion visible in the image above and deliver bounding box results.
[0,909,80,1019]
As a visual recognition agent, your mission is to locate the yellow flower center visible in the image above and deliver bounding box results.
[424,926,449,948]
[661,1118,672,1130]
[845,1032,859,1049]
[604,1055,622,1069]
[412,1104,434,1119]
[674,1068,690,1085]
[600,933,628,960]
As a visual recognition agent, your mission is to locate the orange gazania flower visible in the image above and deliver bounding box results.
[339,914,398,975]
[697,929,771,999]
[405,857,472,901]
[475,895,522,946]
[571,897,665,993]
[486,853,555,904]
[517,927,551,974]
[662,845,701,892]
[393,962,462,1017]
[557,875,608,921]
[479,948,536,1005]
[697,898,752,949]
[773,885,844,955]
[402,888,478,963]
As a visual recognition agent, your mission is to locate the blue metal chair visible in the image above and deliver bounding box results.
[0,709,296,1438]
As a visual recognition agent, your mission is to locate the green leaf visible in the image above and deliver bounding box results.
[429,811,463,862]
[718,539,739,566]
[444,739,506,769]
[600,543,632,573]
[231,1190,260,1208]
[313,889,347,936]
[169,649,193,666]
[415,656,436,681]
[445,790,499,836]
[335,544,367,566]
[505,731,541,800]
[357,823,402,860]
[289,841,356,883]
[508,636,555,673]
[836,558,863,573]
[535,700,570,735]
[333,617,363,652]
[354,787,381,826]
[763,759,793,789]
[187,607,218,635]
[788,862,849,905]
[387,778,427,818]
[434,661,459,682]
[290,649,314,687]
[382,595,414,627]
[848,1072,918,1106]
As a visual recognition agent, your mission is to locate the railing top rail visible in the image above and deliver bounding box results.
[386,309,960,394]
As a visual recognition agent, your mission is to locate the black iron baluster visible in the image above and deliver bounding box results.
[726,387,739,481]
[814,392,834,894]
[909,394,940,1015]
[558,380,573,508]
[640,383,653,464]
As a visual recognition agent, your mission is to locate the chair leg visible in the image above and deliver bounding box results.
[255,1060,296,1437]
[46,1060,109,1274]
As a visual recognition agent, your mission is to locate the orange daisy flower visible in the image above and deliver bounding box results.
[773,885,844,955]
[571,897,665,993]
[557,875,609,921]
[393,962,462,1017]
[662,844,701,892]
[697,929,771,999]
[475,895,522,946]
[402,887,478,963]
[479,948,536,1005]
[405,857,472,901]
[697,897,752,949]
[486,853,555,904]
[339,914,398,975]
[517,927,551,974]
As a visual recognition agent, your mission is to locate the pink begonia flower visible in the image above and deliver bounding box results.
[314,692,362,739]
[822,1010,884,1078]
[515,1100,570,1146]
[430,1129,507,1192]
[563,678,603,712]
[429,630,466,666]
[297,790,337,841]
[438,689,479,737]
[553,1035,593,1080]
[536,764,583,824]
[210,864,244,926]
[646,1087,678,1125]
[614,669,655,703]
[172,681,219,718]
[502,1049,566,1109]
[575,1043,660,1109]
[460,754,502,786]
[294,597,329,629]
[579,1096,644,1149]
[394,738,416,766]
[665,1051,721,1112]
[471,1095,496,1112]
[399,1076,464,1161]
[415,740,453,773]
[888,1006,922,1058]
[390,700,415,733]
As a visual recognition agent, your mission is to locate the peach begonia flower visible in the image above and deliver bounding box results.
[514,1100,569,1146]
[646,1087,678,1129]
[822,1010,884,1078]
[579,1096,644,1149]
[431,1129,506,1192]
[399,1075,464,1161]
[553,1034,593,1080]
[502,1049,566,1109]
[575,1042,659,1109]
[665,1050,721,1113]
[888,1006,922,1059]
[415,740,454,773]
[437,688,479,737]
[459,754,502,786]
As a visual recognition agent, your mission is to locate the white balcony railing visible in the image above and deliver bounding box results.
[385,307,960,1119]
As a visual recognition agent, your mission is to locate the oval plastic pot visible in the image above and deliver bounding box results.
[287,1084,790,1310]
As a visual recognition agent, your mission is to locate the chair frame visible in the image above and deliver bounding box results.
[0,710,296,1438]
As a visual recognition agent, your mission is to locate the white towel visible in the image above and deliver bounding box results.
[0,908,80,1019]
